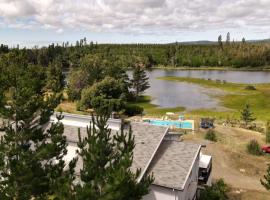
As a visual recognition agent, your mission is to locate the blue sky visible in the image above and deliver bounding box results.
[0,0,269,47]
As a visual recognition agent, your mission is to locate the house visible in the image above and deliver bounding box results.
[144,141,201,200]
[51,113,212,200]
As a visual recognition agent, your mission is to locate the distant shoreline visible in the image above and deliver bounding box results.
[150,65,270,71]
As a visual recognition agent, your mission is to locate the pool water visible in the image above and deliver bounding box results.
[148,120,193,129]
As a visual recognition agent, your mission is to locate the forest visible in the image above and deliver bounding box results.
[1,35,270,70]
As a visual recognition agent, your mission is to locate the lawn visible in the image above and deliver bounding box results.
[158,76,270,121]
[56,100,88,115]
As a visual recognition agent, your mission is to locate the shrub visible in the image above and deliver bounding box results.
[200,179,229,200]
[246,139,262,156]
[205,129,217,142]
[245,85,256,90]
[124,105,144,116]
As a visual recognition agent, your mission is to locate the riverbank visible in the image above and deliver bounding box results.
[57,96,185,117]
[158,76,270,121]
[152,65,270,71]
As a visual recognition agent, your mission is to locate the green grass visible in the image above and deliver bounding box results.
[185,109,239,120]
[158,76,270,121]
[128,96,185,116]
[158,76,248,92]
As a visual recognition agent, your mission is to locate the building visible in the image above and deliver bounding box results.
[51,113,211,200]
[144,141,201,200]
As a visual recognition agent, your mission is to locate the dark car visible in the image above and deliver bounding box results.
[200,118,214,129]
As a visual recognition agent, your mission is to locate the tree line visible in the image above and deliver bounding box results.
[1,34,270,69]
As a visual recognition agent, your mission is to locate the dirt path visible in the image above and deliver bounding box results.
[185,125,270,193]
[204,143,266,191]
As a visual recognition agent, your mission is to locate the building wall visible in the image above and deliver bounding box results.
[143,185,178,200]
[179,151,200,200]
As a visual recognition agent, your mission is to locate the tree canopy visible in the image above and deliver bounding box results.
[74,115,154,200]
[79,77,127,114]
[0,54,76,199]
[131,66,150,100]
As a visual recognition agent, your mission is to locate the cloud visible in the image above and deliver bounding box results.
[0,0,269,35]
[0,0,36,18]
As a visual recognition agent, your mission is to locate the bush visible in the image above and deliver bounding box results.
[124,105,144,116]
[205,129,217,142]
[246,139,262,156]
[245,85,256,90]
[200,179,229,200]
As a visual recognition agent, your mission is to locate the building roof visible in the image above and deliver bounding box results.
[52,113,202,190]
[63,122,168,179]
[147,140,201,190]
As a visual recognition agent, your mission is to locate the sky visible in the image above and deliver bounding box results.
[0,0,270,47]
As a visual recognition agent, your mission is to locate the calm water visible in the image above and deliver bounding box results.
[144,69,270,110]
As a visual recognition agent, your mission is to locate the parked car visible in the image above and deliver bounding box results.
[200,118,214,129]
[261,145,270,153]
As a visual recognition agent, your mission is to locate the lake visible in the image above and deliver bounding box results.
[144,69,270,110]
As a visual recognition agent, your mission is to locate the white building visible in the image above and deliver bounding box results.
[51,113,211,200]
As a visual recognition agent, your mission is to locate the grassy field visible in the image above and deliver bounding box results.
[184,125,270,199]
[158,76,270,121]
[56,95,185,117]
[56,101,88,115]
[127,95,185,116]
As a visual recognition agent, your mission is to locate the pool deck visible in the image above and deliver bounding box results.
[142,117,195,131]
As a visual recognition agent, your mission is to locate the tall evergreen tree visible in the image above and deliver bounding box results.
[0,54,76,199]
[226,32,230,45]
[265,121,270,143]
[46,57,65,93]
[218,35,223,48]
[261,164,270,190]
[131,66,150,101]
[242,37,246,44]
[75,114,153,200]
[240,104,256,127]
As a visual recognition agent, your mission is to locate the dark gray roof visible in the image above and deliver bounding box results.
[63,122,168,179]
[147,140,201,190]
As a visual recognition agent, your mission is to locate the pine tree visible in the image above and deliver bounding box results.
[240,104,256,127]
[261,164,270,190]
[226,32,230,45]
[46,57,65,93]
[131,66,150,101]
[218,35,223,49]
[242,37,246,44]
[75,114,153,200]
[265,121,270,143]
[0,55,76,199]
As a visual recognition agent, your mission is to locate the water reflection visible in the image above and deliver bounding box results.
[144,69,270,109]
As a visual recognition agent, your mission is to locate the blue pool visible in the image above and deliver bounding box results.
[148,120,193,129]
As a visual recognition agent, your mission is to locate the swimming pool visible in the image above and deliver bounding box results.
[148,120,193,129]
